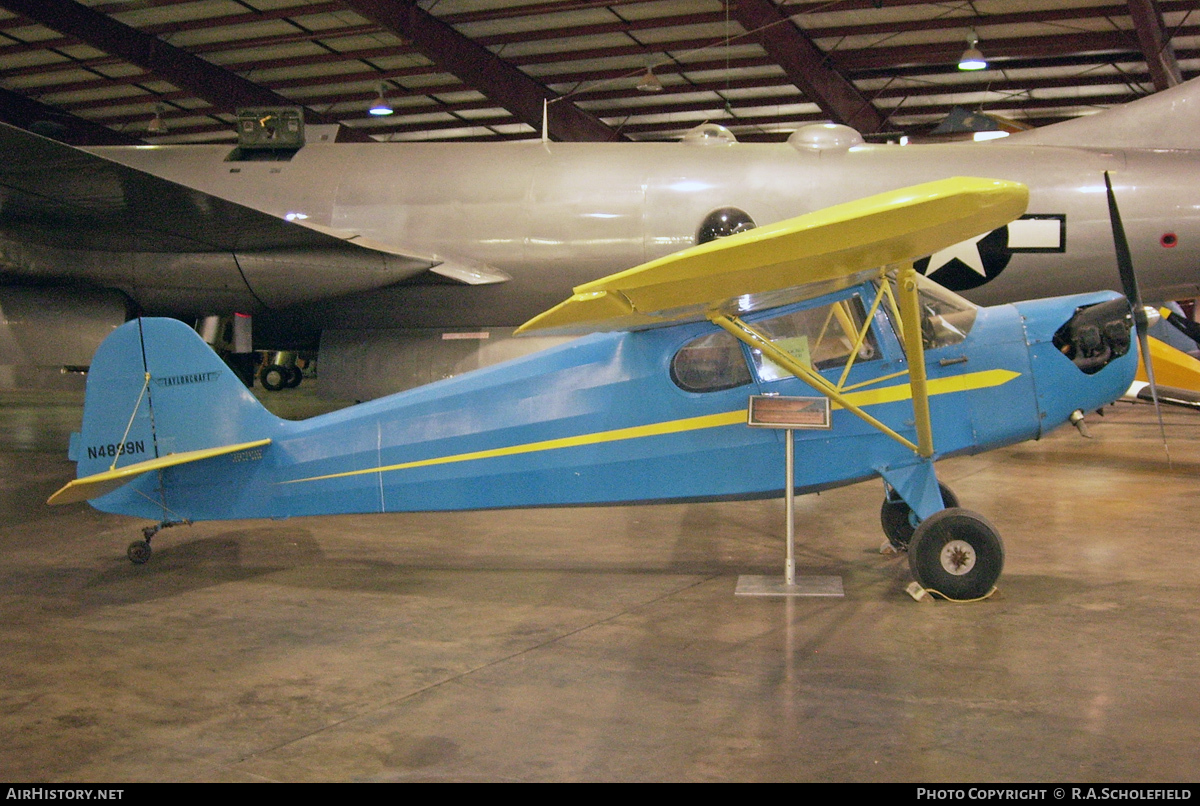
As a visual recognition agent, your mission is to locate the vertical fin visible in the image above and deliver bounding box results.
[74,318,281,491]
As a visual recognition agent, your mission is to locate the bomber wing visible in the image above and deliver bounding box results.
[0,121,441,271]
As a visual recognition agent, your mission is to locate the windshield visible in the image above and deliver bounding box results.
[883,273,978,350]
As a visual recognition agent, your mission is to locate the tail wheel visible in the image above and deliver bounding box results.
[908,508,1004,600]
[880,482,959,550]
[259,364,288,391]
[127,540,152,564]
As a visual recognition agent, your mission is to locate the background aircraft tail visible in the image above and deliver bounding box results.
[1005,76,1200,150]
[73,318,281,481]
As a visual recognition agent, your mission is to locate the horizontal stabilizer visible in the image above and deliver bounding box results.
[47,438,271,506]
[517,177,1028,334]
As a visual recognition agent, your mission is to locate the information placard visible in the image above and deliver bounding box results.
[747,395,831,429]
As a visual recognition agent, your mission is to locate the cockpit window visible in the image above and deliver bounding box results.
[670,330,752,393]
[913,276,978,350]
[880,274,979,351]
[750,295,879,382]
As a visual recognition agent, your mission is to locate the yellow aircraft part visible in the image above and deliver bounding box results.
[1137,336,1200,393]
[518,177,1029,334]
[47,438,271,506]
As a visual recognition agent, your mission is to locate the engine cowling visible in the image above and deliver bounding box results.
[0,286,129,389]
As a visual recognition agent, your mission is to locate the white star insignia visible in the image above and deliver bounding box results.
[924,232,989,277]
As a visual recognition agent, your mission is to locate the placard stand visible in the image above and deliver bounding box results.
[736,397,844,598]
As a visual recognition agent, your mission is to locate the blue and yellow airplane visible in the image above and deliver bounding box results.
[47,178,1137,600]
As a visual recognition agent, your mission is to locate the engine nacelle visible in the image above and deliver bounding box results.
[0,287,129,389]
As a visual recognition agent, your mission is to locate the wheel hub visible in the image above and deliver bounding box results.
[939,539,976,575]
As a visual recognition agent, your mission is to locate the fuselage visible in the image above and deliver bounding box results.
[80,135,1200,330]
[85,283,1136,522]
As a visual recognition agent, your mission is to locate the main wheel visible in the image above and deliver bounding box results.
[880,483,959,549]
[259,364,288,391]
[285,365,303,388]
[127,540,152,565]
[908,508,1003,600]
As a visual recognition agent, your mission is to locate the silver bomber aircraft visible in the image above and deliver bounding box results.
[2,77,1200,399]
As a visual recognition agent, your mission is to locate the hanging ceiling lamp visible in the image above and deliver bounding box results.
[369,83,394,116]
[147,103,167,135]
[958,31,987,71]
[637,67,663,92]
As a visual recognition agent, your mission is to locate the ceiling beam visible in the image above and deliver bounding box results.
[16,17,1189,93]
[730,0,884,133]
[14,39,1190,127]
[1126,0,1182,90]
[0,0,374,142]
[436,0,649,25]
[337,0,625,142]
[0,85,142,144]
[0,1,348,39]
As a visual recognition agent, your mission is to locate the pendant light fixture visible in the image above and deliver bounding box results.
[369,83,394,116]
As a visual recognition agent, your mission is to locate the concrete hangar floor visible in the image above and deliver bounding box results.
[2,383,1199,783]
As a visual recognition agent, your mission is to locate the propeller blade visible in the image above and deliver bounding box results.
[1105,171,1141,311]
[1105,171,1170,465]
[1136,329,1171,464]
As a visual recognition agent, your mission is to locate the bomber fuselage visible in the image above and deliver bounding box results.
[88,133,1200,329]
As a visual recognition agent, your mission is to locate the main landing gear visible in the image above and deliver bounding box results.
[259,363,302,391]
[259,350,304,391]
[880,482,958,550]
[126,520,191,565]
[880,483,1004,600]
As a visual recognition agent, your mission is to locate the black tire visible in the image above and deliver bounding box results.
[880,482,959,549]
[908,508,1004,600]
[285,365,303,388]
[259,364,288,391]
[127,540,152,565]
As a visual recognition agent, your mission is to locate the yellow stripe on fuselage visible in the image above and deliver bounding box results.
[280,409,748,485]
[836,369,1018,409]
[280,369,1019,485]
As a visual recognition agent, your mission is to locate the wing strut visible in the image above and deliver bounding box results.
[895,265,935,458]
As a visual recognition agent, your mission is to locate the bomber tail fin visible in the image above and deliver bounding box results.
[50,318,281,510]
[1006,76,1200,150]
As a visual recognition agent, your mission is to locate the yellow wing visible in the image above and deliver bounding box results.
[1138,335,1200,393]
[517,177,1028,335]
[47,439,271,506]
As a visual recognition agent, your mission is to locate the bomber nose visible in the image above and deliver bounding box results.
[1051,297,1133,375]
